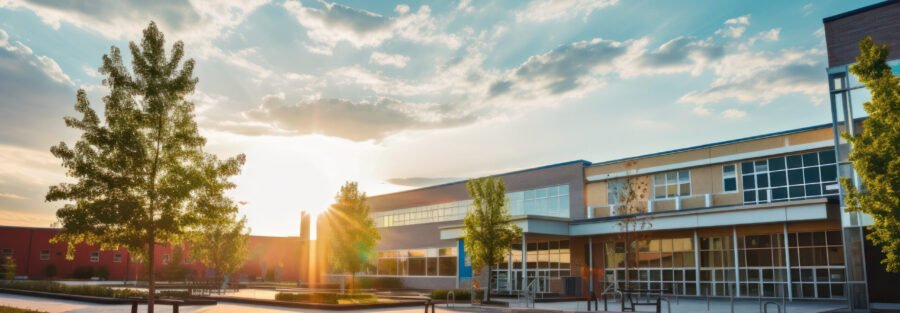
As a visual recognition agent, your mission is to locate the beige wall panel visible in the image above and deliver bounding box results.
[709,137,786,158]
[691,166,713,195]
[592,206,611,218]
[712,193,742,207]
[655,199,675,212]
[736,223,784,235]
[681,196,706,210]
[787,128,833,145]
[586,182,607,208]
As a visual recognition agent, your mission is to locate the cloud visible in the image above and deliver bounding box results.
[628,37,724,76]
[0,144,65,187]
[0,192,26,200]
[219,93,477,141]
[722,108,747,119]
[678,49,826,105]
[715,14,750,38]
[369,52,410,68]
[515,0,618,23]
[0,0,268,41]
[0,29,73,86]
[491,38,628,98]
[387,177,461,187]
[457,0,474,13]
[283,0,460,54]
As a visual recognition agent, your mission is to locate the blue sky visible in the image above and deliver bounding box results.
[0,0,880,236]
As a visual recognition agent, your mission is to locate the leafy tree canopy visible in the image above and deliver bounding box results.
[843,36,900,272]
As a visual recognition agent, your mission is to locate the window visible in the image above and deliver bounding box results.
[608,180,624,205]
[0,248,12,256]
[113,253,122,263]
[723,165,737,192]
[654,170,691,199]
[162,254,169,265]
[372,247,458,277]
[40,250,50,261]
[90,251,99,262]
[741,150,838,204]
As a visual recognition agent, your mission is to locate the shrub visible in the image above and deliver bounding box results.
[0,280,144,298]
[1,256,16,279]
[0,305,48,313]
[42,264,57,279]
[70,266,94,279]
[354,276,403,290]
[430,289,485,301]
[265,269,275,282]
[275,292,377,304]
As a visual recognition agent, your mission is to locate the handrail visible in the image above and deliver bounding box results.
[657,297,672,313]
[446,291,455,308]
[763,301,782,313]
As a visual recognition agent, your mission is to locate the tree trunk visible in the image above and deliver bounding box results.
[147,238,155,313]
[486,264,491,303]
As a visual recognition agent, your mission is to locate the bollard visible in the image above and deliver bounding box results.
[587,294,592,311]
[604,292,608,311]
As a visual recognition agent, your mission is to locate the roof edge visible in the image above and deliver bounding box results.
[823,0,900,23]
[370,159,591,198]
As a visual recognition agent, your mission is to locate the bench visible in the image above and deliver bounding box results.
[129,297,185,313]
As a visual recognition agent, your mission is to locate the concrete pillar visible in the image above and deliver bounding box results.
[783,222,793,301]
[521,234,527,292]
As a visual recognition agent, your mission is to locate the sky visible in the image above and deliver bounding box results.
[0,0,881,236]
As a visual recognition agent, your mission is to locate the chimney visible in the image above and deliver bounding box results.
[299,211,310,241]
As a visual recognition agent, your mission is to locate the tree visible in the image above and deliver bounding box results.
[842,36,900,272]
[45,22,245,312]
[190,213,249,286]
[611,174,652,290]
[463,177,522,303]
[320,182,380,291]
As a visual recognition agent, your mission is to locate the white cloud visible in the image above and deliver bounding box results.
[722,108,747,119]
[457,0,474,13]
[395,4,410,14]
[756,28,781,42]
[516,0,618,23]
[0,192,26,200]
[0,28,73,86]
[678,48,827,105]
[283,0,460,54]
[0,0,268,41]
[715,15,750,38]
[369,52,410,68]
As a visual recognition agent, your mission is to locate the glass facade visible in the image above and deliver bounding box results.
[741,150,838,204]
[653,170,690,199]
[604,238,697,296]
[723,165,737,192]
[373,184,570,228]
[362,247,457,277]
[788,231,845,299]
[492,240,571,293]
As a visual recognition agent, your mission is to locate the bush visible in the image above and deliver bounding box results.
[0,305,48,313]
[265,269,275,282]
[70,266,94,279]
[42,264,57,279]
[275,292,377,304]
[354,276,403,290]
[0,281,143,298]
[430,289,485,301]
[1,256,16,280]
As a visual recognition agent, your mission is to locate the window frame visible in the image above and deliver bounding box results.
[722,164,738,193]
[653,170,692,199]
[90,251,100,263]
[113,253,122,263]
[40,249,50,261]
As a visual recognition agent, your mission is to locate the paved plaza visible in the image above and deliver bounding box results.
[0,292,862,313]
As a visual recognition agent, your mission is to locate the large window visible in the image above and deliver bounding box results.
[654,170,690,199]
[40,250,50,261]
[608,180,624,205]
[605,238,696,296]
[789,231,845,299]
[741,150,838,204]
[372,247,457,277]
[113,253,122,263]
[723,165,737,192]
[373,184,570,227]
[90,251,100,263]
[493,240,571,293]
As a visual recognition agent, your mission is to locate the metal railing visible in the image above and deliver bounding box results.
[446,290,455,308]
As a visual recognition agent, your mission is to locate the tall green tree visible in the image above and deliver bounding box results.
[463,177,521,303]
[611,173,652,290]
[190,212,249,286]
[45,22,245,312]
[320,182,380,291]
[843,36,900,272]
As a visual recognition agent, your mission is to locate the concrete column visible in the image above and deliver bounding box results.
[693,230,701,296]
[589,237,594,293]
[521,234,527,292]
[508,248,513,293]
[783,222,792,301]
[732,226,741,297]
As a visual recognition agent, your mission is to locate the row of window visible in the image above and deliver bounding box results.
[2,248,124,263]
[360,247,458,277]
[373,185,570,228]
[607,149,838,205]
